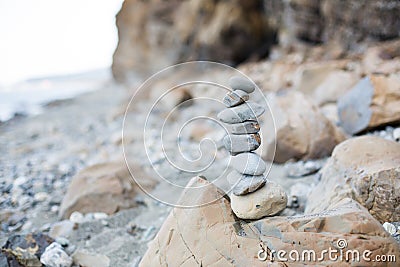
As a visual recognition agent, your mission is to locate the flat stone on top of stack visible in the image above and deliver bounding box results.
[218,76,287,220]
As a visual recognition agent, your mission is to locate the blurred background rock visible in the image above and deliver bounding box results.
[112,0,400,83]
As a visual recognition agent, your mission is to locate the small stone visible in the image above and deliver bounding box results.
[217,102,265,124]
[69,211,84,224]
[393,128,400,141]
[227,171,266,196]
[383,222,397,235]
[21,220,33,231]
[226,121,260,134]
[284,160,324,178]
[230,181,288,219]
[51,205,59,213]
[92,212,108,220]
[231,152,266,175]
[72,250,110,267]
[55,237,70,247]
[34,192,49,202]
[223,90,249,107]
[229,76,255,93]
[13,176,27,187]
[3,233,54,265]
[40,242,73,267]
[0,209,14,223]
[7,212,25,226]
[49,220,75,239]
[223,133,261,154]
[287,182,312,210]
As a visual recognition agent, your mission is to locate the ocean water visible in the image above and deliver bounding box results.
[0,69,111,122]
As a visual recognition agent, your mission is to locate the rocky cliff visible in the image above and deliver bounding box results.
[112,0,400,83]
[112,0,276,82]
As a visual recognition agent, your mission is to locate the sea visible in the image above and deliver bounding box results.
[0,69,111,122]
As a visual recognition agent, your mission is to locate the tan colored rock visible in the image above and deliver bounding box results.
[230,182,287,220]
[253,198,400,267]
[362,40,400,75]
[140,177,400,266]
[140,176,263,267]
[306,136,400,223]
[262,90,345,163]
[239,60,298,93]
[59,162,157,219]
[338,74,400,134]
[72,250,110,267]
[112,0,276,82]
[312,70,358,105]
[293,61,346,94]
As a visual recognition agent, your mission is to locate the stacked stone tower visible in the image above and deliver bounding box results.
[218,76,287,219]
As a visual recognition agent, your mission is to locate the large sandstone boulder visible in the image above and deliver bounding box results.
[306,136,400,223]
[59,162,157,219]
[338,74,400,134]
[112,0,276,82]
[262,91,345,163]
[140,177,400,266]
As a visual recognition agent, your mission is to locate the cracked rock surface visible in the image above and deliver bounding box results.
[140,177,400,267]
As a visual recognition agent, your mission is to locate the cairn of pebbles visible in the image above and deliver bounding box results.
[218,76,287,220]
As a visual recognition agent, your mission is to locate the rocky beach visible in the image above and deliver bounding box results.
[1,0,400,266]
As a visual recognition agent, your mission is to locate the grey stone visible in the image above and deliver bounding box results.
[229,76,255,93]
[223,90,249,107]
[284,159,324,178]
[227,171,266,196]
[217,102,265,124]
[230,152,266,176]
[40,242,73,267]
[338,77,374,134]
[225,121,260,134]
[223,133,261,154]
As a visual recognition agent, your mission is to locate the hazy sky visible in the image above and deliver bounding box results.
[0,0,124,85]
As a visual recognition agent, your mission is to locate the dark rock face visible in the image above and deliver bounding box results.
[322,0,400,43]
[112,0,277,82]
[338,74,400,135]
[289,0,400,46]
